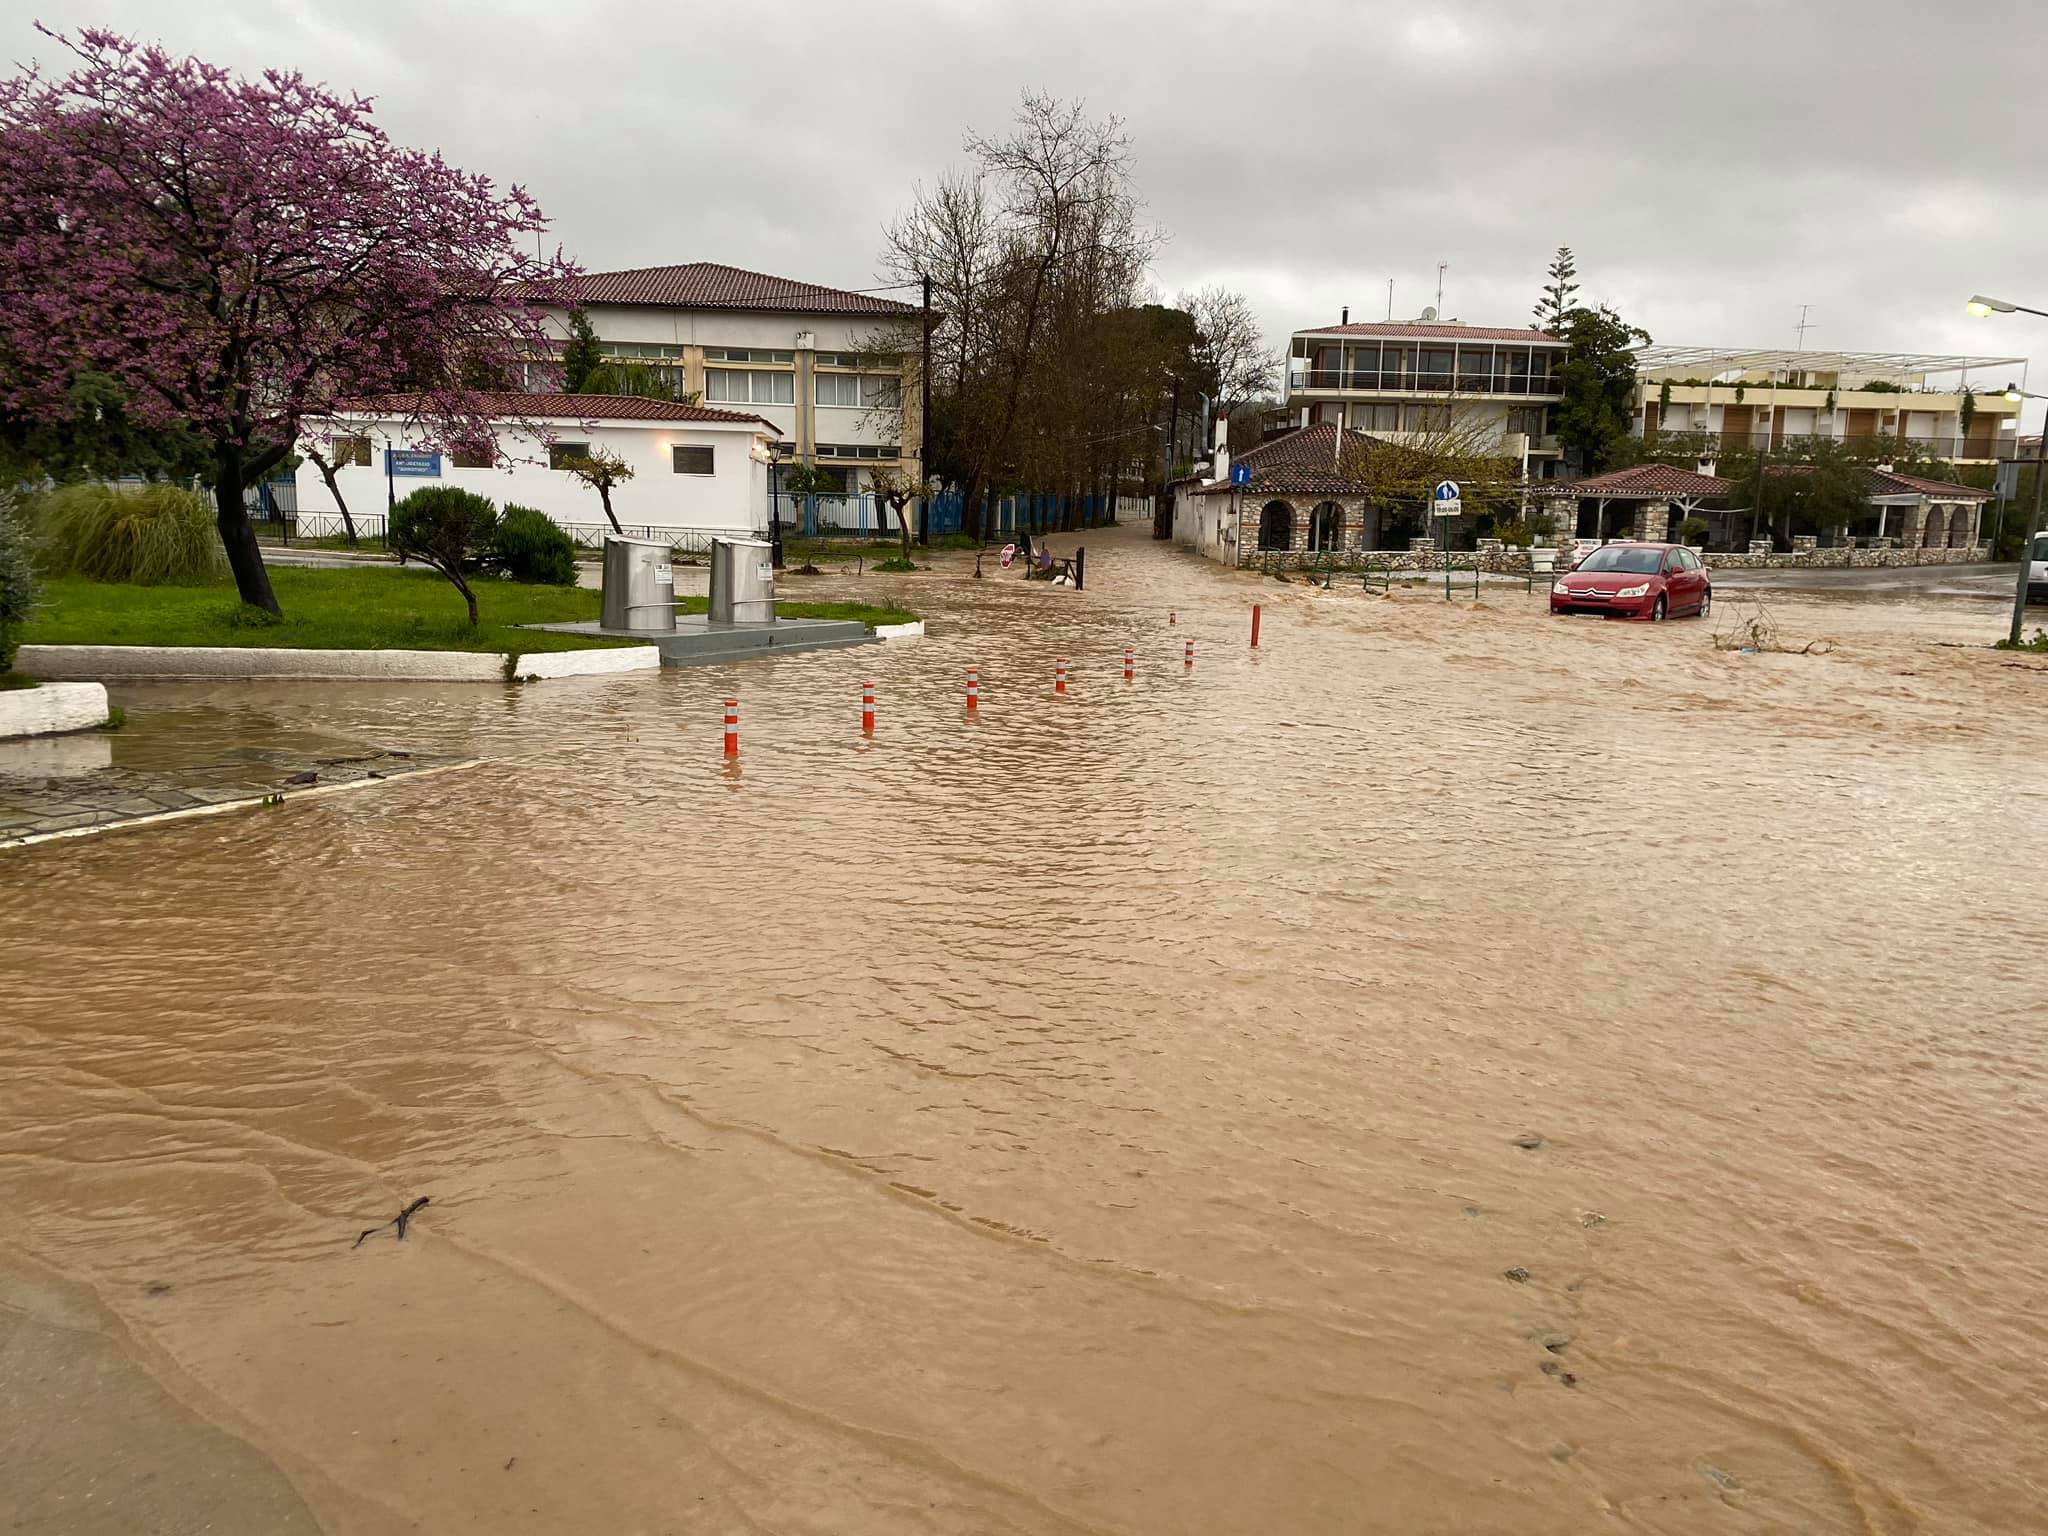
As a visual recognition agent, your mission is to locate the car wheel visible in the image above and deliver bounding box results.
[1651,594,1668,622]
[1697,587,1712,619]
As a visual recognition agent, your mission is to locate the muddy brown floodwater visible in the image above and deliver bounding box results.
[4,527,2046,1535]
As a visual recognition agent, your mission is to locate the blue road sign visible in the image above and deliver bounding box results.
[1433,479,1461,503]
[386,449,442,478]
[1231,462,1251,487]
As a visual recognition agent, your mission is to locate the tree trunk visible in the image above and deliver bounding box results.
[893,498,913,561]
[451,570,479,627]
[598,484,623,535]
[213,451,281,616]
[307,450,359,546]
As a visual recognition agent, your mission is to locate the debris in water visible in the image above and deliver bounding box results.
[1503,1266,1531,1283]
[1511,1132,1544,1150]
[1581,1211,1607,1228]
[353,1196,431,1249]
[283,770,319,786]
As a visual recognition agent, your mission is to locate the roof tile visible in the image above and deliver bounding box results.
[568,262,918,316]
[347,392,782,431]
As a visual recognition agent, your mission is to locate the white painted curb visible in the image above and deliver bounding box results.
[509,646,660,680]
[0,680,109,738]
[872,621,925,640]
[18,644,656,683]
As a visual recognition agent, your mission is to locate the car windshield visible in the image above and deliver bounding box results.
[1576,546,1663,575]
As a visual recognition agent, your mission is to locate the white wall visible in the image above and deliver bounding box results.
[300,413,771,538]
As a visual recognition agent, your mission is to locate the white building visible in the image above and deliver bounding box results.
[298,392,782,546]
[1284,314,1568,476]
[540,262,923,498]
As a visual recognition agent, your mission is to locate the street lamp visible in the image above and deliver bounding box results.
[1967,294,2048,320]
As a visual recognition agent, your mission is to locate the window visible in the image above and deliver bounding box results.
[815,372,859,406]
[858,374,901,409]
[548,441,591,469]
[703,348,794,364]
[1345,343,1380,386]
[451,442,494,469]
[1577,546,1663,574]
[599,342,683,362]
[672,444,714,475]
[1505,406,1547,438]
[1663,550,1684,572]
[816,443,900,460]
[706,368,794,405]
[1416,347,1453,385]
[1351,403,1399,432]
[1405,404,1450,433]
[330,435,372,467]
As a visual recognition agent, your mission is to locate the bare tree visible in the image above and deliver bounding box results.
[1180,285,1277,419]
[561,448,633,534]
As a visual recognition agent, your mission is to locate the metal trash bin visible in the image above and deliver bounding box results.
[600,536,675,631]
[708,537,776,625]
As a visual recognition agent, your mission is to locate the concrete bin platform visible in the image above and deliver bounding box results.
[526,614,874,666]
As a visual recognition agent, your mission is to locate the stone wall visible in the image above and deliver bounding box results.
[1700,544,1990,570]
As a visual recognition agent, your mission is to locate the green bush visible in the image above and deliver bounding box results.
[0,491,39,672]
[35,480,226,584]
[390,486,500,627]
[491,504,578,585]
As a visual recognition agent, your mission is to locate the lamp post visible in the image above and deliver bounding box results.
[1998,385,2046,644]
[1967,297,2048,641]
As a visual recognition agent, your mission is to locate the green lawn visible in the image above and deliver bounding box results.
[23,568,921,655]
[24,567,626,654]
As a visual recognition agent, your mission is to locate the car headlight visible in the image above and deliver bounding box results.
[1615,583,1651,598]
[1552,580,1570,595]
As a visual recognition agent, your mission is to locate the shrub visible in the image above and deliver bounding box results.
[491,504,577,585]
[390,486,499,626]
[0,492,38,674]
[1678,516,1711,544]
[35,480,226,584]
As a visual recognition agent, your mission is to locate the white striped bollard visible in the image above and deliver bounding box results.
[861,680,874,735]
[722,698,738,757]
[1055,656,1068,694]
[1123,647,1133,682]
[1183,638,1194,669]
[966,666,980,711]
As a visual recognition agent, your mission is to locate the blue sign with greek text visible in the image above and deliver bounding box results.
[386,449,442,477]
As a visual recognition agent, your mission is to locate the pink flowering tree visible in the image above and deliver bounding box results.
[0,28,577,614]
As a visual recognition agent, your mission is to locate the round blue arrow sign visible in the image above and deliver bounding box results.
[1433,479,1461,502]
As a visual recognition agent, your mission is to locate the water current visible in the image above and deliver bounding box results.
[3,527,2044,1533]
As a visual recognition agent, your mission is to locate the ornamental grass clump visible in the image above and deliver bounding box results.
[36,480,226,585]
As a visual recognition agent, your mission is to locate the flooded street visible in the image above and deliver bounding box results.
[3,525,2045,1534]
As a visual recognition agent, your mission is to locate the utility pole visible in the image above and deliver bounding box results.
[2011,428,2046,646]
[919,272,932,546]
[1386,278,1393,322]
[1436,262,1446,315]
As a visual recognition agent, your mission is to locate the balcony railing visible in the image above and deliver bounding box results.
[1293,369,1563,397]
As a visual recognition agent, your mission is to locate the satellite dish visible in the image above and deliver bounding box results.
[1420,306,1438,321]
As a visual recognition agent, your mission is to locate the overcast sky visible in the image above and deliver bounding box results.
[9,1,2047,422]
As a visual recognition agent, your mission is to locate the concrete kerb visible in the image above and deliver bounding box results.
[17,644,660,684]
[0,681,110,739]
[872,621,925,640]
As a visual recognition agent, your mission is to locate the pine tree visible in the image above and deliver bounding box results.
[560,310,604,393]
[1534,247,1578,335]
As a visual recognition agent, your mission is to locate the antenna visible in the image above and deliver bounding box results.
[1436,262,1446,316]
[1386,278,1393,322]
[1794,304,1814,349]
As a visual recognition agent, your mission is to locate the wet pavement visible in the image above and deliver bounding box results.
[2,525,2045,1535]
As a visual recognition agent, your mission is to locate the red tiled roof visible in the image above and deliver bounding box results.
[566,262,918,316]
[1768,464,1990,501]
[1553,463,1733,498]
[1296,322,1565,345]
[344,392,782,431]
[1186,423,1389,496]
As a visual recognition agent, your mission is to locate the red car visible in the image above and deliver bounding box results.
[1550,542,1712,621]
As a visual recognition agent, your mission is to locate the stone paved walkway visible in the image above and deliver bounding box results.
[0,738,455,847]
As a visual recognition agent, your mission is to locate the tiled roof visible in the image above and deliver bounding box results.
[1769,464,1991,501]
[1296,322,1565,345]
[1554,463,1733,498]
[566,262,918,316]
[343,392,782,431]
[1187,423,1387,496]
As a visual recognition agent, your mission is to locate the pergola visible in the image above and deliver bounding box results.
[1541,463,1733,520]
[1633,345,2027,388]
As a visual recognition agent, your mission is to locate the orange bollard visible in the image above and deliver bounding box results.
[862,681,874,735]
[1251,604,1261,649]
[1184,639,1194,669]
[1169,610,1177,625]
[1124,647,1133,682]
[1055,657,1068,694]
[722,698,738,757]
[967,666,979,710]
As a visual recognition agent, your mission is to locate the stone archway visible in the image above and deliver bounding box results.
[1308,501,1344,553]
[1257,500,1294,551]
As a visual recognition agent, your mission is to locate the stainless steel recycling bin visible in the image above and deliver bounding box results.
[708,537,776,625]
[600,536,675,631]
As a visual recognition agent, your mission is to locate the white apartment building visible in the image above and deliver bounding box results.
[1635,346,2026,466]
[1284,314,1568,476]
[540,263,923,497]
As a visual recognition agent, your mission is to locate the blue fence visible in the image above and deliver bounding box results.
[768,490,1146,540]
